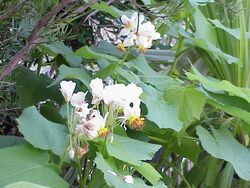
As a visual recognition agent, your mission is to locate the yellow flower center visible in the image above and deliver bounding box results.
[125,21,133,29]
[98,127,110,138]
[128,115,145,130]
[137,45,147,53]
[117,43,126,52]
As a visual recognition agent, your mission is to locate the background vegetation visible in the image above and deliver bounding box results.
[1,0,250,187]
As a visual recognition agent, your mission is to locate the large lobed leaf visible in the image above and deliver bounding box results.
[17,106,68,156]
[94,153,166,188]
[196,126,250,181]
[0,145,68,188]
[107,134,160,166]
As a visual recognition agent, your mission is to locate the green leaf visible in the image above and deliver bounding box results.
[4,182,49,188]
[54,65,91,89]
[177,87,206,125]
[0,145,68,188]
[0,136,27,149]
[186,66,250,102]
[75,46,120,62]
[94,153,165,188]
[87,170,108,188]
[141,84,183,131]
[216,162,234,188]
[133,162,162,186]
[17,106,68,156]
[192,7,216,44]
[201,89,250,124]
[91,1,120,17]
[209,19,250,40]
[196,126,250,181]
[106,134,161,166]
[42,41,81,67]
[95,62,119,78]
[170,134,202,163]
[188,37,240,64]
[12,67,63,107]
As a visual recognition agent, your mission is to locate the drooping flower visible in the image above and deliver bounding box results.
[82,110,109,140]
[90,78,105,104]
[60,81,76,102]
[70,92,90,119]
[102,83,127,108]
[76,143,89,158]
[123,175,134,184]
[70,92,86,107]
[123,102,144,130]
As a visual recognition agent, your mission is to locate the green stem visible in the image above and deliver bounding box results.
[164,159,192,188]
[120,50,129,64]
[169,35,184,75]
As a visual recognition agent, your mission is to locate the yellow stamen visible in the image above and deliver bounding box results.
[98,127,110,138]
[128,115,145,130]
[137,45,147,53]
[125,21,133,29]
[117,43,126,52]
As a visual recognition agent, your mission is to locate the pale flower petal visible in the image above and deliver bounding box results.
[60,81,76,102]
[70,92,86,107]
[123,175,134,184]
[68,147,75,159]
[90,78,104,104]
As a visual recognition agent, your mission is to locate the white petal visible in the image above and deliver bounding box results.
[123,175,134,184]
[90,78,104,104]
[60,81,76,102]
[70,92,86,107]
[121,15,130,25]
[119,28,131,36]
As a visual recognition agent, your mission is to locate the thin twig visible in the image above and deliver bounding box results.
[0,0,28,21]
[0,0,97,80]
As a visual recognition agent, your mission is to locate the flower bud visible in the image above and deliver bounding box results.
[123,175,134,184]
[76,143,89,158]
[68,147,75,159]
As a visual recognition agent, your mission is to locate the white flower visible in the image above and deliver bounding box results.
[123,175,134,184]
[70,92,90,119]
[120,12,144,36]
[124,83,143,103]
[123,102,141,120]
[123,33,137,47]
[70,92,86,107]
[60,81,76,102]
[68,147,75,159]
[76,103,90,119]
[90,78,105,104]
[75,124,85,136]
[83,110,107,139]
[103,84,127,107]
[137,21,161,40]
[137,36,153,48]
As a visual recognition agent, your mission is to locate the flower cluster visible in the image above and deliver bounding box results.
[117,12,161,53]
[59,78,144,159]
